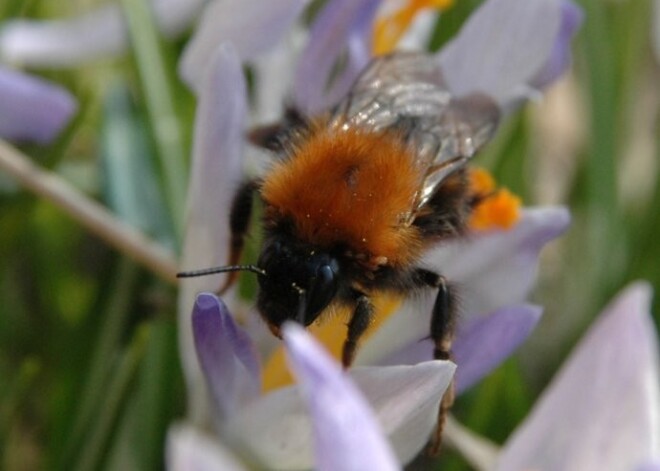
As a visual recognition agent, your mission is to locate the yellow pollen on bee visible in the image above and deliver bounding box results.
[373,0,454,55]
[468,167,522,231]
[261,294,402,392]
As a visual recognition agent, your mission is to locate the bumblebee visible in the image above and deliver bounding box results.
[179,52,500,450]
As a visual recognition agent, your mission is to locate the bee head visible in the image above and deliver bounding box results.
[256,238,340,331]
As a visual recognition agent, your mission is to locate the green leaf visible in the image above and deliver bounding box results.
[100,82,176,249]
[119,0,189,245]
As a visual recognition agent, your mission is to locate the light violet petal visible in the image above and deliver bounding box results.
[453,304,542,393]
[179,0,309,92]
[293,0,379,113]
[178,43,247,422]
[225,361,455,468]
[0,1,204,68]
[317,32,373,112]
[430,207,569,318]
[192,294,261,421]
[357,207,569,365]
[530,0,584,90]
[252,28,306,123]
[496,282,660,471]
[638,461,660,471]
[437,0,562,106]
[376,304,542,394]
[283,323,399,471]
[167,424,248,471]
[0,66,76,143]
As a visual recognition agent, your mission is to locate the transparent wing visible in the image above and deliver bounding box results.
[329,52,500,220]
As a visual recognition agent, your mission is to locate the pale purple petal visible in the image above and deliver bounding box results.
[638,461,660,471]
[225,360,455,468]
[0,66,76,143]
[453,304,542,393]
[252,29,306,123]
[496,282,660,471]
[179,0,309,93]
[178,43,247,421]
[167,424,248,471]
[0,1,205,68]
[192,293,261,421]
[293,0,379,113]
[283,323,400,471]
[437,0,563,107]
[356,207,570,365]
[530,0,584,90]
[376,304,542,394]
[431,207,570,318]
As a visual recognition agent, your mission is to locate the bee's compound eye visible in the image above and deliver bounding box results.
[304,263,339,325]
[317,264,335,285]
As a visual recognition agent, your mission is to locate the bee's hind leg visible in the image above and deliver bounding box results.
[218,179,259,294]
[415,269,458,455]
[341,292,375,368]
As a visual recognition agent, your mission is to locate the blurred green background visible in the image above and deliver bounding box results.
[0,0,658,469]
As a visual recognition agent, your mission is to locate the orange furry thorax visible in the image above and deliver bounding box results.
[260,124,424,267]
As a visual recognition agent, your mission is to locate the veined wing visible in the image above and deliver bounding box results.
[329,52,500,220]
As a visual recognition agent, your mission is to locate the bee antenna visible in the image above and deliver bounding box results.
[176,265,266,278]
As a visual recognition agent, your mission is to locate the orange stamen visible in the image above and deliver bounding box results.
[373,0,454,55]
[468,167,522,231]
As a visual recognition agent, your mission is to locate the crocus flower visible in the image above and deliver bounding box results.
[177,0,582,465]
[0,65,76,143]
[0,0,206,67]
[174,292,453,469]
[451,282,660,471]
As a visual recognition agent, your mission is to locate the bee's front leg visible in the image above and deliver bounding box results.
[416,269,458,455]
[342,292,374,368]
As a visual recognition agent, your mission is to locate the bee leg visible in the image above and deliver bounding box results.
[218,179,258,294]
[416,269,457,455]
[342,293,374,368]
